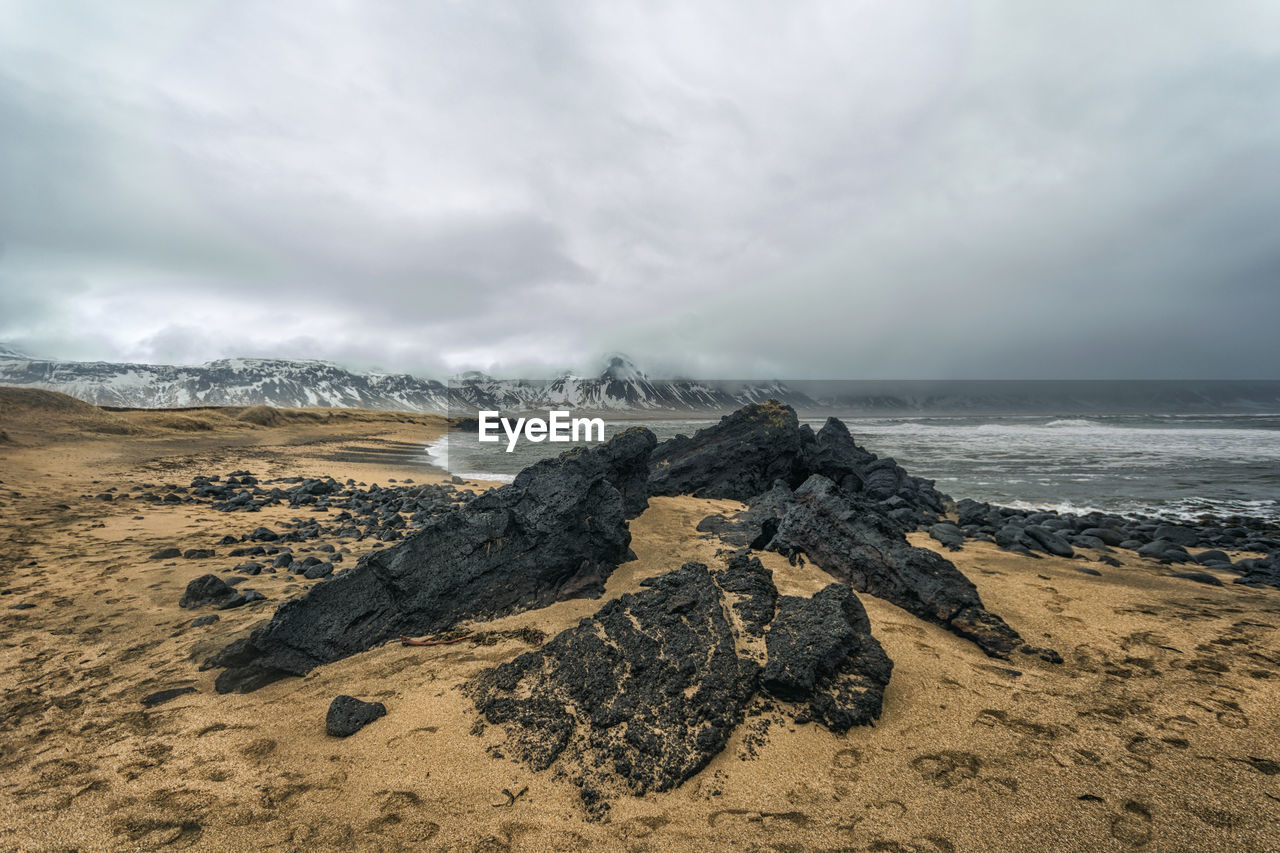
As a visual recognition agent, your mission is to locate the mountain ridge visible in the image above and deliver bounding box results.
[2,350,1279,414]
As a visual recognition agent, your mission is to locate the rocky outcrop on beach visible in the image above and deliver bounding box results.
[207,431,655,693]
[468,556,890,814]
[649,402,946,524]
[701,477,1045,660]
[951,499,1280,587]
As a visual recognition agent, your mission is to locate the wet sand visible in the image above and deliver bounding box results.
[1,391,1278,851]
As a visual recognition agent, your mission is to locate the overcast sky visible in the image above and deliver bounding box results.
[1,1,1278,379]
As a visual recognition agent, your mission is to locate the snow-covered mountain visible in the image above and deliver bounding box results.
[0,350,807,413]
[4,345,1275,414]
[0,352,453,410]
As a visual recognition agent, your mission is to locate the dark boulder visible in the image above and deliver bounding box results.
[1024,526,1075,558]
[1081,527,1126,547]
[208,429,655,693]
[1072,534,1111,552]
[1234,553,1280,589]
[302,561,333,580]
[928,522,965,551]
[1137,540,1193,564]
[762,584,891,732]
[180,574,246,609]
[149,547,181,560]
[326,695,386,737]
[1153,525,1201,547]
[468,558,889,814]
[183,549,215,560]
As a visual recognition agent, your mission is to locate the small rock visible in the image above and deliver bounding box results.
[150,547,182,560]
[326,695,386,737]
[302,561,333,580]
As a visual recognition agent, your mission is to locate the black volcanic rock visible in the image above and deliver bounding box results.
[208,430,655,693]
[1234,553,1280,589]
[180,574,245,609]
[649,403,945,519]
[326,695,386,737]
[1025,526,1075,558]
[649,401,805,501]
[594,426,658,518]
[800,417,945,514]
[708,476,1036,660]
[468,558,890,814]
[929,522,965,551]
[714,551,777,637]
[469,562,755,813]
[762,584,891,733]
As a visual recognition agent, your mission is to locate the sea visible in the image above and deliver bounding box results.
[426,413,1280,524]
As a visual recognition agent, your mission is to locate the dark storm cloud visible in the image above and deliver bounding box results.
[1,1,1278,378]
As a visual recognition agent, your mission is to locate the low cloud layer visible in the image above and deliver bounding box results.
[2,1,1278,378]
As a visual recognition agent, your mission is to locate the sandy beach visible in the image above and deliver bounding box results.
[1,392,1278,852]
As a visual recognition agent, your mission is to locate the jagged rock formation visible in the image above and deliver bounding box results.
[702,476,1041,660]
[649,401,807,502]
[593,426,659,518]
[649,402,946,524]
[207,429,655,693]
[762,584,893,733]
[468,557,890,814]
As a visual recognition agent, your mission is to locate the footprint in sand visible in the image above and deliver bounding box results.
[239,737,277,760]
[1109,800,1153,847]
[909,752,982,789]
[366,789,440,839]
[830,747,863,781]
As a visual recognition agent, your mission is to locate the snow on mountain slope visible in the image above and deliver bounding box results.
[0,352,807,412]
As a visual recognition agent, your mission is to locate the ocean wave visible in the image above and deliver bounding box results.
[424,436,449,469]
[1043,418,1103,428]
[996,497,1280,523]
[455,471,516,484]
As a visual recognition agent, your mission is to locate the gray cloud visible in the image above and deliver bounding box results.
[1,1,1278,378]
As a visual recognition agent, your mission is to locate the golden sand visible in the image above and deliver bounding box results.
[1,390,1277,851]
